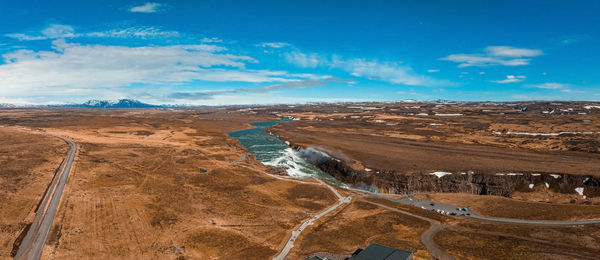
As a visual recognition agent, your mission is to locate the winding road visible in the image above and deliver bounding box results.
[13,131,77,260]
[236,157,600,260]
[359,200,454,260]
[233,161,353,260]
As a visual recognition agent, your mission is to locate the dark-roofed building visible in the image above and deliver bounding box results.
[349,243,413,260]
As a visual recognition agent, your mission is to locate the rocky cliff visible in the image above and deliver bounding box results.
[293,145,600,198]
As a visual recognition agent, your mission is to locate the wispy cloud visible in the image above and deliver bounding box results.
[492,75,526,84]
[560,35,588,45]
[285,51,446,86]
[0,39,319,98]
[129,2,163,13]
[441,46,543,67]
[6,24,76,40]
[285,51,322,68]
[201,37,223,43]
[484,46,542,57]
[86,26,180,38]
[6,24,180,41]
[168,78,347,100]
[528,82,569,89]
[257,42,290,48]
[427,69,439,73]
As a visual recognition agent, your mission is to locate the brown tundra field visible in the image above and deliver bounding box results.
[2,101,600,259]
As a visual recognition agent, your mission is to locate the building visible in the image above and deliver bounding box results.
[349,243,413,260]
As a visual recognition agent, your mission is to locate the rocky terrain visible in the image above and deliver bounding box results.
[264,101,600,204]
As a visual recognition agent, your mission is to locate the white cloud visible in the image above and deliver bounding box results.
[492,75,526,84]
[129,2,163,13]
[41,24,76,38]
[285,51,322,68]
[4,33,46,41]
[257,42,290,48]
[285,51,445,86]
[529,82,569,89]
[167,78,347,100]
[427,69,439,73]
[484,46,543,57]
[441,46,543,67]
[7,24,76,40]
[0,39,315,98]
[6,24,180,41]
[339,58,439,86]
[201,37,223,43]
[86,26,180,38]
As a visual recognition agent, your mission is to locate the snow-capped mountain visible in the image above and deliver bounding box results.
[75,99,158,108]
[0,103,18,108]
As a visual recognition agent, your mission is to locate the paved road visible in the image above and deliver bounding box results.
[13,132,77,260]
[273,191,353,260]
[233,152,600,260]
[231,160,353,260]
[469,214,600,226]
[359,200,455,260]
[400,195,600,226]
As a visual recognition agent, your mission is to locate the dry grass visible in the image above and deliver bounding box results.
[0,109,342,259]
[0,127,67,258]
[287,199,431,259]
[2,107,600,259]
[430,193,600,221]
[436,218,600,259]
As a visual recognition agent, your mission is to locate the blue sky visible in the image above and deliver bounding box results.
[0,0,598,105]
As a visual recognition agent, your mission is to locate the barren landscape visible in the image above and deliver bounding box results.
[1,102,600,259]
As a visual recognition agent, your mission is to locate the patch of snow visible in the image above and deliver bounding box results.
[502,131,585,137]
[375,120,385,123]
[364,168,372,172]
[531,173,541,176]
[416,113,429,116]
[584,105,600,110]
[284,141,290,145]
[550,174,561,179]
[460,172,466,175]
[435,113,463,116]
[529,184,534,189]
[545,182,549,188]
[430,171,453,178]
[429,123,444,126]
[496,173,505,176]
[507,173,523,176]
[584,177,590,183]
[575,187,584,196]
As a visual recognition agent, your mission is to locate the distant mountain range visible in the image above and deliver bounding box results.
[0,99,161,108]
[2,99,596,109]
[70,99,159,108]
